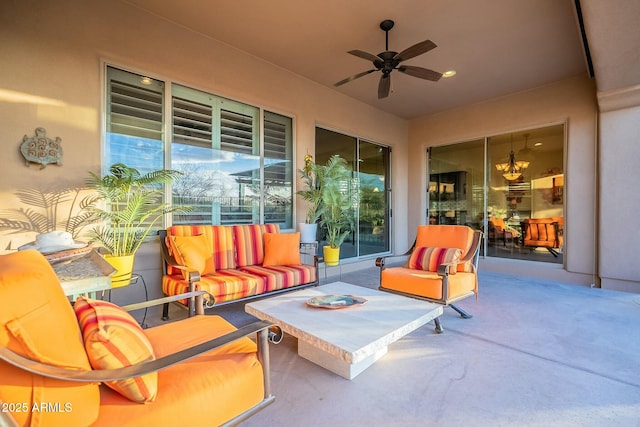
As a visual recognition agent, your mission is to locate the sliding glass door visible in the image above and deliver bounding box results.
[358,140,390,256]
[315,127,391,261]
[428,124,564,263]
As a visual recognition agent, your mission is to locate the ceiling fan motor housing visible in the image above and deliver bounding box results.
[376,51,400,74]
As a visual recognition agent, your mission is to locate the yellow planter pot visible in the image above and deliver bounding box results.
[103,254,135,288]
[323,246,340,267]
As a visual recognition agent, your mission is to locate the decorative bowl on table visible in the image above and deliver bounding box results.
[306,294,367,309]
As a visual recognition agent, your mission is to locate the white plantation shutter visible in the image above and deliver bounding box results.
[220,108,256,154]
[264,114,289,183]
[107,68,163,141]
[263,112,293,224]
[172,96,213,148]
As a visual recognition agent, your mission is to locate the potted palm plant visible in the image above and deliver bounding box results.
[296,154,323,243]
[85,163,189,287]
[318,155,354,266]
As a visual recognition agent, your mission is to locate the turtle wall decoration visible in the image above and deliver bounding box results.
[20,127,63,169]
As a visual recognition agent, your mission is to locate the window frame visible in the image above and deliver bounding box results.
[102,63,295,230]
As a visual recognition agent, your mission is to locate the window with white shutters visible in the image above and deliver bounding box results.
[105,66,293,229]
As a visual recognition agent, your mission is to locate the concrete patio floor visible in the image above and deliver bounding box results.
[151,267,640,426]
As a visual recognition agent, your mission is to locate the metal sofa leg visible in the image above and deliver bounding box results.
[450,304,473,319]
[161,302,170,321]
[434,317,444,334]
[268,326,283,344]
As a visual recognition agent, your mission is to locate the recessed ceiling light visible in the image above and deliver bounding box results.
[442,70,457,78]
[534,142,543,147]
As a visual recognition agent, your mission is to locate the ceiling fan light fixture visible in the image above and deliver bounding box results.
[502,171,522,181]
[496,135,530,181]
[443,70,457,78]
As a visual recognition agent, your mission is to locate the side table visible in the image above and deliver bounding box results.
[299,241,318,265]
[53,250,115,299]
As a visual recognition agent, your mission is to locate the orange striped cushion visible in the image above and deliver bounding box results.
[233,224,280,267]
[166,225,236,272]
[74,297,157,403]
[163,269,265,305]
[414,225,475,272]
[240,264,317,292]
[407,247,461,272]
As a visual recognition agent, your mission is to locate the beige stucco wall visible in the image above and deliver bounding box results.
[598,103,640,291]
[0,0,408,297]
[408,75,599,286]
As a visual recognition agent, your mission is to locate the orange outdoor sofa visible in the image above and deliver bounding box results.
[0,250,276,427]
[376,225,482,333]
[159,224,318,318]
[520,217,563,257]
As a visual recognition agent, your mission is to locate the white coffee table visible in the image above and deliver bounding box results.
[245,281,443,379]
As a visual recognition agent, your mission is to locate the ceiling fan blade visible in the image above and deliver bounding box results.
[394,40,437,62]
[348,50,381,63]
[378,74,391,99]
[398,65,443,81]
[334,69,376,87]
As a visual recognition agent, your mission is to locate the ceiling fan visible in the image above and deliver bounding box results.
[334,19,442,99]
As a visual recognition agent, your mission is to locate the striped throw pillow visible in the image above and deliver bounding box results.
[74,297,157,403]
[234,224,280,267]
[407,247,462,272]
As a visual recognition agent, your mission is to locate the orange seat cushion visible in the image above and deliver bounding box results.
[381,267,476,301]
[0,250,100,427]
[91,315,265,427]
[163,269,265,305]
[74,297,157,403]
[239,264,317,292]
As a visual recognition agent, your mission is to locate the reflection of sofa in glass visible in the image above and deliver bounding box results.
[551,216,564,248]
[520,218,562,256]
[487,218,519,246]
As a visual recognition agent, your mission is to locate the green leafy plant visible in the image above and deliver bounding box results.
[317,155,354,248]
[85,163,190,256]
[296,154,323,224]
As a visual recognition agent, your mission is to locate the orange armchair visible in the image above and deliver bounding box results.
[521,218,562,256]
[376,225,482,333]
[487,218,519,246]
[0,250,276,427]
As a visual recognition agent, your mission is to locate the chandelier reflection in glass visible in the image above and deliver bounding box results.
[495,134,530,180]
